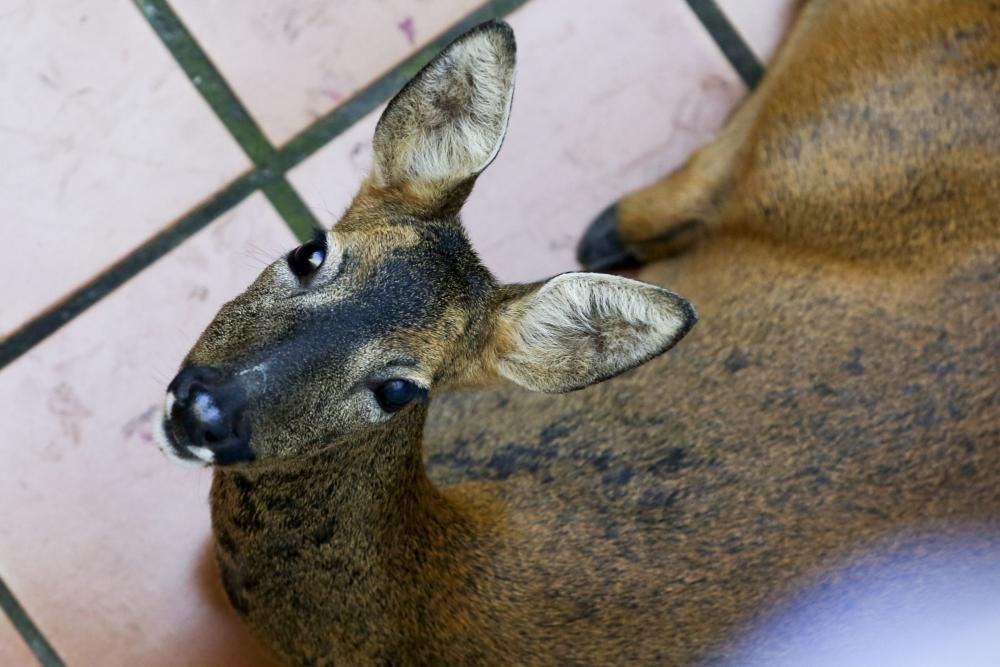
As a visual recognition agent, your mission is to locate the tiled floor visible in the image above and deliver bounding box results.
[0,195,294,666]
[0,619,37,667]
[0,0,249,337]
[0,1,793,664]
[170,0,486,144]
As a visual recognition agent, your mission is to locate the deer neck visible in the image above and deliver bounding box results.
[209,403,501,653]
[212,401,474,545]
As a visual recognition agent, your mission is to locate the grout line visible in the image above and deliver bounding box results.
[0,0,532,373]
[133,0,272,162]
[685,0,766,89]
[0,577,66,667]
[0,171,261,370]
[134,0,320,241]
[261,180,324,239]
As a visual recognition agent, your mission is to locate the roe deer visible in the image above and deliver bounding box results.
[154,3,1000,664]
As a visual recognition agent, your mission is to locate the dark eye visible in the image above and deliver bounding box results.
[287,231,327,278]
[373,379,423,413]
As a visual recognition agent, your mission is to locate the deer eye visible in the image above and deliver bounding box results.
[287,231,327,279]
[373,379,424,413]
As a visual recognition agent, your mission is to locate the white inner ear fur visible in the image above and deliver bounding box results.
[498,273,696,393]
[410,35,514,180]
[374,25,515,186]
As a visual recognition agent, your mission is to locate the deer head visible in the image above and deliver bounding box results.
[154,21,697,468]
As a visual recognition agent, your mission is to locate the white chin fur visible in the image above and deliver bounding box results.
[187,446,216,464]
[152,395,209,469]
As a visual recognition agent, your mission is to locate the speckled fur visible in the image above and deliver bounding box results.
[197,5,1000,666]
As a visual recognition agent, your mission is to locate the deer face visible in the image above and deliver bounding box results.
[154,21,697,468]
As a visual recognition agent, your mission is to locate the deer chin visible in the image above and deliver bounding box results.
[152,414,211,469]
[151,392,213,469]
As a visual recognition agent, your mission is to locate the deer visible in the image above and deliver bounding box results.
[153,1,1000,664]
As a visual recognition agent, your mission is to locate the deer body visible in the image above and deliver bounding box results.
[154,3,999,665]
[209,236,998,665]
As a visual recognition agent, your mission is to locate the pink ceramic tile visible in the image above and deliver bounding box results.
[716,0,798,62]
[286,108,382,229]
[289,0,746,282]
[0,195,293,666]
[171,0,485,144]
[0,618,37,667]
[0,1,250,337]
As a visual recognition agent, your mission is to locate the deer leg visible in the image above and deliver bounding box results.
[579,96,763,271]
[577,2,816,271]
[583,99,764,270]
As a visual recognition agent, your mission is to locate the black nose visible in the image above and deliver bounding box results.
[167,366,253,464]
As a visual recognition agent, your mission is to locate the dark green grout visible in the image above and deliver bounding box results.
[0,0,533,372]
[686,0,766,89]
[134,0,272,162]
[261,180,323,240]
[0,170,262,370]
[0,577,66,667]
[134,0,321,241]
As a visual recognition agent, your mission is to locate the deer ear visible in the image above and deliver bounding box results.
[491,273,697,393]
[370,21,516,213]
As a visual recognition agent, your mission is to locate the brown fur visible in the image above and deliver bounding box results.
[615,0,1000,267]
[160,4,999,665]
